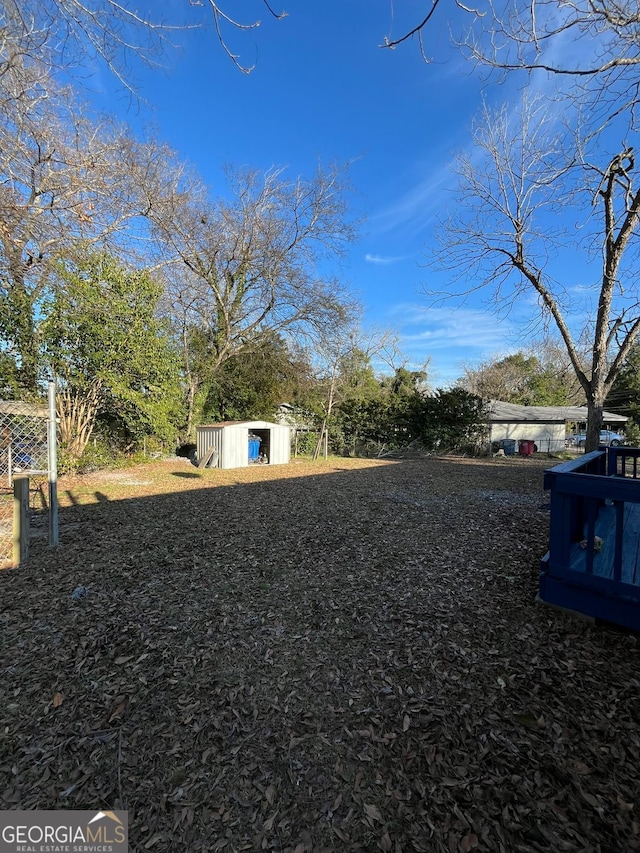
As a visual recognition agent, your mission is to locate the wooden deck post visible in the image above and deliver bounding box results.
[12,474,29,566]
[47,381,59,547]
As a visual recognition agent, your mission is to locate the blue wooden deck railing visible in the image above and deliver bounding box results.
[539,447,640,631]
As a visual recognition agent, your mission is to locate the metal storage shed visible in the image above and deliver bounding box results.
[196,420,291,469]
[488,400,627,453]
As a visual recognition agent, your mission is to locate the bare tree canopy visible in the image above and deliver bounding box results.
[0,13,197,392]
[459,348,583,405]
[384,0,640,76]
[6,0,637,95]
[151,163,359,436]
[0,0,287,83]
[437,95,640,450]
[157,163,357,365]
[384,1,640,122]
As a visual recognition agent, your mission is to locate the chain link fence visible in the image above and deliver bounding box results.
[0,400,52,566]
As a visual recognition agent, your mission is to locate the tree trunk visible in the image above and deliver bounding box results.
[184,375,200,440]
[57,381,102,459]
[312,422,326,461]
[585,398,605,452]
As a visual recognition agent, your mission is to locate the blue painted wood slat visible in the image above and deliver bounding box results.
[539,447,640,631]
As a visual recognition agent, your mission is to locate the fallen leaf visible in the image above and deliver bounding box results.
[579,789,603,812]
[569,759,591,775]
[263,811,279,831]
[617,795,634,812]
[3,456,637,853]
[106,696,129,724]
[364,803,383,823]
[52,692,63,708]
[513,713,542,730]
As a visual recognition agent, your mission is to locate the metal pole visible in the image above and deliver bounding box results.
[47,381,59,547]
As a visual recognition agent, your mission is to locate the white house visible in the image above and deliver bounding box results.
[488,401,627,454]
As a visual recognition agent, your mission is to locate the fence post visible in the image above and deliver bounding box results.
[47,381,59,547]
[13,475,29,566]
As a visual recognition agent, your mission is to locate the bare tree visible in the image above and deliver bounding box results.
[0,35,191,393]
[381,1,446,60]
[0,0,287,84]
[438,95,640,450]
[465,1,639,76]
[308,321,397,460]
[151,164,358,437]
[384,0,640,75]
[459,347,584,404]
[383,2,640,123]
[309,322,355,461]
[533,337,586,402]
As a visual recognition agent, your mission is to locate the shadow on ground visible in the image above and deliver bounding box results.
[1,456,637,852]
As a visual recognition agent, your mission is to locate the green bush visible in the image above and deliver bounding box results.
[57,440,132,475]
[292,430,317,456]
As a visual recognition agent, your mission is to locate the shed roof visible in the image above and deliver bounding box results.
[488,400,627,424]
[197,420,288,430]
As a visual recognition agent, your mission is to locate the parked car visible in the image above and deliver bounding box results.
[571,429,624,448]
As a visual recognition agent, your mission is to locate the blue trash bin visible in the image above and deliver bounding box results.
[13,441,32,468]
[503,439,516,456]
[248,434,261,462]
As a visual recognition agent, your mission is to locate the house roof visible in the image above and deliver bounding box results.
[488,400,628,424]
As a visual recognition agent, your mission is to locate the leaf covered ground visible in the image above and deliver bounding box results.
[1,455,639,852]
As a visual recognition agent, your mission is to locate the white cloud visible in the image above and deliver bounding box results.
[396,304,512,345]
[367,48,578,245]
[364,253,407,265]
[370,162,454,239]
[387,303,520,385]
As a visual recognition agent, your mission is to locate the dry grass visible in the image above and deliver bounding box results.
[1,455,639,852]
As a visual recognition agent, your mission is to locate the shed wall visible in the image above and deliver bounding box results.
[196,426,223,466]
[196,422,291,469]
[221,426,249,469]
[269,425,291,465]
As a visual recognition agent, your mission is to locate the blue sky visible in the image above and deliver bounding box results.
[89,1,538,386]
